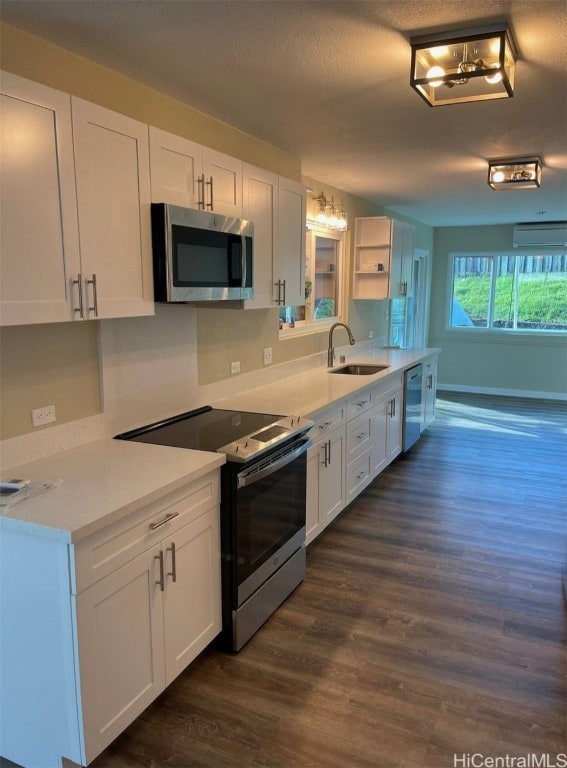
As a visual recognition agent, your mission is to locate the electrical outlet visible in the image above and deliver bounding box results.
[263,347,272,366]
[230,361,240,375]
[32,405,56,427]
[368,331,374,339]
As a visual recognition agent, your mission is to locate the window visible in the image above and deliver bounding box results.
[279,222,345,333]
[449,251,567,332]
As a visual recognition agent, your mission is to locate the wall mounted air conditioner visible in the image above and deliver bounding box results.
[512,222,567,248]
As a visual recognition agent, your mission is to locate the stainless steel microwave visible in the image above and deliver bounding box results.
[151,203,254,302]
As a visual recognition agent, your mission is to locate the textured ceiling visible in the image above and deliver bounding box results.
[1,0,566,226]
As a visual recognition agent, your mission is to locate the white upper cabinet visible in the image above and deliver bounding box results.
[353,216,415,301]
[0,72,81,326]
[242,168,307,311]
[242,163,278,309]
[149,126,242,216]
[72,97,154,319]
[0,73,154,325]
[276,177,307,309]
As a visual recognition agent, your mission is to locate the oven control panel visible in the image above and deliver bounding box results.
[218,415,314,463]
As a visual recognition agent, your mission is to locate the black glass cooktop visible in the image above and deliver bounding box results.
[115,406,282,453]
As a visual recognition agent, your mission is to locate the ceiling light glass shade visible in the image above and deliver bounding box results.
[410,23,517,106]
[487,157,542,190]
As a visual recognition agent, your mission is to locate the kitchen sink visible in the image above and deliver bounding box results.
[329,364,389,375]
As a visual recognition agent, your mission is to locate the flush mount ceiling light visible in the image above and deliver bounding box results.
[488,157,542,190]
[312,193,348,230]
[410,23,517,106]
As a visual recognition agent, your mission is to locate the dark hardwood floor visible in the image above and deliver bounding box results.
[5,393,567,767]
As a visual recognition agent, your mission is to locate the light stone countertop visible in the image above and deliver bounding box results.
[214,347,438,419]
[0,347,438,543]
[0,439,225,543]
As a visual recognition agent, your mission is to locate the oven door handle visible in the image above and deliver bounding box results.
[237,437,312,488]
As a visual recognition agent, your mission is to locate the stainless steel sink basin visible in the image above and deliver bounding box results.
[329,364,389,375]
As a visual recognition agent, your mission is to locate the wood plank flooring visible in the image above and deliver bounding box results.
[4,393,566,767]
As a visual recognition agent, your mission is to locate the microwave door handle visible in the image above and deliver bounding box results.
[241,236,247,289]
[228,236,242,286]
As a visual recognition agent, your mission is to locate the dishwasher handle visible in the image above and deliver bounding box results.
[237,436,312,488]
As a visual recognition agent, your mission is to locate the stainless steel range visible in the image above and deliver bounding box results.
[116,406,313,650]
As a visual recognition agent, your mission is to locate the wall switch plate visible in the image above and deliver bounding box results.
[263,347,272,366]
[230,361,240,375]
[368,331,374,339]
[32,405,56,427]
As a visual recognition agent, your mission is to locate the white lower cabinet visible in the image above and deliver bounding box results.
[422,354,438,431]
[306,376,405,546]
[0,471,221,768]
[306,405,346,544]
[76,504,220,763]
[371,378,404,470]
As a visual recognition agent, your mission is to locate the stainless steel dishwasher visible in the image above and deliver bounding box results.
[403,363,423,452]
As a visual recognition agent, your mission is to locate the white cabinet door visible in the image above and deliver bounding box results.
[0,72,81,325]
[149,127,242,216]
[242,164,278,309]
[203,147,242,217]
[162,508,221,685]
[277,177,306,308]
[306,428,346,544]
[72,97,154,319]
[390,220,414,299]
[386,388,403,463]
[422,356,438,431]
[371,399,389,477]
[149,126,203,207]
[75,544,166,764]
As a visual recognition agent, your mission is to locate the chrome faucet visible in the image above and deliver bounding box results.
[327,322,355,367]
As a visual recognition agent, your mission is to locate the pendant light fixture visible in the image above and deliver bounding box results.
[410,23,517,106]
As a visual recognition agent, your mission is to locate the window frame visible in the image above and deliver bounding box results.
[446,250,567,336]
[279,220,346,338]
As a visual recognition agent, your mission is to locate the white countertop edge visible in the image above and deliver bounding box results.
[1,440,225,542]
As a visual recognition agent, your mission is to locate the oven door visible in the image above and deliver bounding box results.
[224,435,311,608]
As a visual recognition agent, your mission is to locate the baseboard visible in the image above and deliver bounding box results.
[437,383,567,402]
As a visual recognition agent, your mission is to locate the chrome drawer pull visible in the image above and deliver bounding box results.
[149,511,180,531]
[357,432,366,439]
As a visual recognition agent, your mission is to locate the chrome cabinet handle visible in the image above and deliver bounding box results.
[428,375,433,390]
[400,281,408,296]
[356,471,365,480]
[357,432,366,439]
[86,273,98,317]
[275,279,287,306]
[149,511,180,531]
[388,398,396,417]
[205,176,213,210]
[197,174,205,209]
[327,438,331,466]
[72,273,84,318]
[155,551,165,592]
[167,542,177,583]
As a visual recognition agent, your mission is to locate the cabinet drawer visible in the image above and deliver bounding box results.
[371,373,403,403]
[308,403,346,440]
[73,471,219,594]
[346,411,373,464]
[346,390,372,421]
[346,449,372,504]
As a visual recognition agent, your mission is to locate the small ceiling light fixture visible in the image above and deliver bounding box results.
[312,193,348,230]
[488,157,542,190]
[410,23,517,106]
